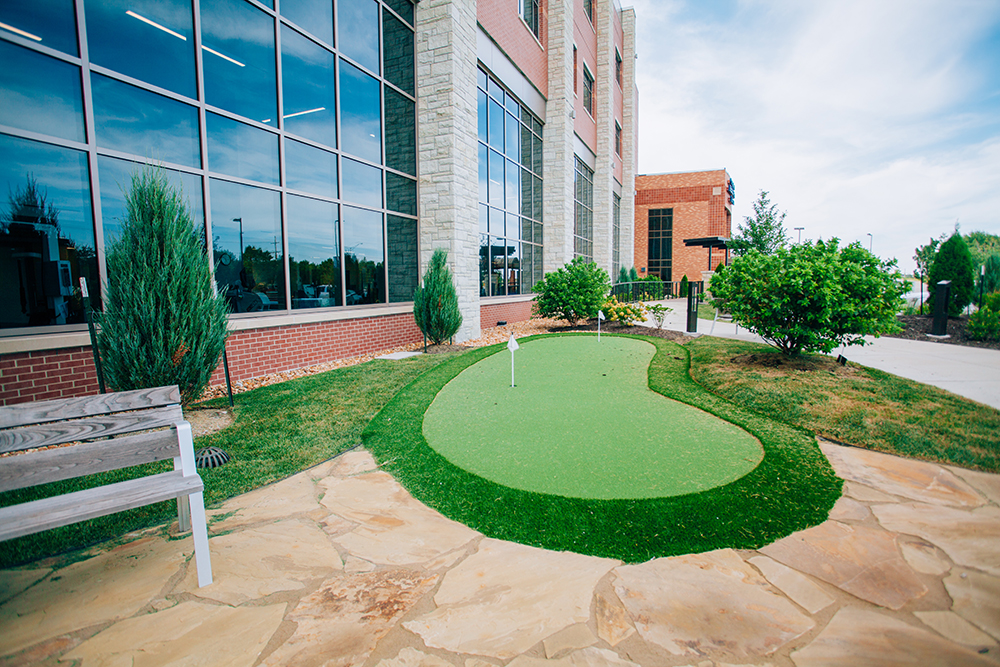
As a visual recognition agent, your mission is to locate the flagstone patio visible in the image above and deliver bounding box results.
[1,441,999,666]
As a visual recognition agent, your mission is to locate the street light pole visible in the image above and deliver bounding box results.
[794,227,804,243]
[866,233,873,253]
[234,218,243,262]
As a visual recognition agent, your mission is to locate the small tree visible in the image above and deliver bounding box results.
[927,233,976,316]
[710,240,908,356]
[99,167,229,404]
[617,266,630,284]
[913,235,943,315]
[413,248,462,344]
[628,266,639,282]
[982,255,1000,297]
[678,275,689,297]
[533,257,610,324]
[728,190,787,257]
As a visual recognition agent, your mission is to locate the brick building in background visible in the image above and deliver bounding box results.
[0,0,637,404]
[633,169,734,284]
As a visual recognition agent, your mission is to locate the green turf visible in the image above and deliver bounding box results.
[424,336,762,499]
[363,333,842,561]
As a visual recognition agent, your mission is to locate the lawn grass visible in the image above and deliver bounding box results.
[0,352,460,568]
[686,336,1000,473]
[363,333,842,561]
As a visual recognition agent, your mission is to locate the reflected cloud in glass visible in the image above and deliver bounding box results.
[281,25,337,148]
[0,0,78,56]
[91,74,201,167]
[339,60,381,163]
[285,139,338,197]
[338,0,379,74]
[280,0,333,46]
[98,155,203,242]
[207,112,279,185]
[0,41,85,143]
[341,158,382,209]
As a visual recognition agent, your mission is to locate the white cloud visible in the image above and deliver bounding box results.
[633,0,1000,272]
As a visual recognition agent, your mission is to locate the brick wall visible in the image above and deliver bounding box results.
[477,0,548,96]
[1,312,423,406]
[481,299,534,327]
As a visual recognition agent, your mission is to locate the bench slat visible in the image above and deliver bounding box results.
[0,428,183,492]
[0,386,181,429]
[0,405,184,454]
[0,469,204,541]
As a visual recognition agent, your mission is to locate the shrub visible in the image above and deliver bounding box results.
[601,297,647,326]
[98,167,229,404]
[413,248,462,344]
[617,266,630,284]
[980,254,1000,297]
[709,239,909,356]
[629,266,639,282]
[983,291,1000,313]
[647,303,672,329]
[967,304,1000,342]
[679,275,689,297]
[928,233,976,316]
[533,258,610,324]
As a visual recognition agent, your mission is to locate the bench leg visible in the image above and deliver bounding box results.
[188,491,213,587]
[173,456,192,533]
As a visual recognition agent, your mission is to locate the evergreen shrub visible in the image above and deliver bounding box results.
[413,248,462,344]
[679,275,689,297]
[928,233,976,316]
[99,167,229,404]
[967,298,1000,342]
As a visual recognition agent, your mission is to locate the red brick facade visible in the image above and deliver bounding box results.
[478,0,548,96]
[1,300,537,406]
[633,170,733,283]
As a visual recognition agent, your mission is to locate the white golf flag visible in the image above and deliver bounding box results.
[507,335,519,351]
[598,310,606,321]
[508,335,519,387]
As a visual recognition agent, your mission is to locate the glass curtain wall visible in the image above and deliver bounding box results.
[0,0,418,334]
[612,193,621,279]
[573,157,594,262]
[476,67,543,298]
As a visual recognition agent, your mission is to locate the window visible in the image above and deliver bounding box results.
[612,193,621,280]
[614,122,622,156]
[477,67,543,297]
[573,47,578,95]
[573,157,593,261]
[520,0,539,38]
[647,208,673,282]
[582,67,594,116]
[615,49,622,87]
[583,0,593,24]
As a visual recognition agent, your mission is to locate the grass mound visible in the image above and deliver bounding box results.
[363,333,842,561]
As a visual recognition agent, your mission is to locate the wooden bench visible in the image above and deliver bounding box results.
[0,386,213,587]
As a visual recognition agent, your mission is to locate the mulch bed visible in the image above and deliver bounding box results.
[885,315,1000,351]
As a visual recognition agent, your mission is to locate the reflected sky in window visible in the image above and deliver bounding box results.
[0,0,78,56]
[0,41,85,143]
[339,60,382,163]
[91,74,200,168]
[97,156,203,242]
[338,0,379,75]
[0,134,97,328]
[288,194,340,308]
[281,25,337,148]
[207,112,279,185]
[201,0,276,125]
[285,139,338,197]
[341,157,382,209]
[280,0,333,46]
[85,0,195,98]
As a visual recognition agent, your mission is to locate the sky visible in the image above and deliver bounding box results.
[630,0,1000,273]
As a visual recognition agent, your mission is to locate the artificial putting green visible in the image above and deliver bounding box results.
[363,333,842,561]
[423,336,763,499]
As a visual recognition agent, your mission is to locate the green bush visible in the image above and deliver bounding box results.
[679,275,689,297]
[533,257,610,324]
[709,239,908,356]
[639,275,665,300]
[413,248,462,344]
[967,305,1000,342]
[628,266,639,282]
[928,233,976,316]
[98,166,229,405]
[983,291,1000,312]
[647,303,672,329]
[617,266,630,284]
[980,255,1000,296]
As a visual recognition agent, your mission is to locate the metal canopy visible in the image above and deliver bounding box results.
[682,236,730,249]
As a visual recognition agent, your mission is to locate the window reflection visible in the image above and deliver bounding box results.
[92,74,201,168]
[339,60,382,163]
[488,98,504,151]
[98,156,203,242]
[281,25,337,148]
[338,0,379,74]
[209,179,285,312]
[0,41,85,143]
[478,144,488,204]
[383,0,413,25]
[386,214,416,303]
[488,149,503,205]
[382,9,413,95]
[505,159,519,212]
[201,0,276,125]
[342,158,382,209]
[384,87,415,176]
[288,194,340,309]
[285,139,338,197]
[342,206,383,305]
[489,235,505,296]
[0,135,97,329]
[386,172,415,216]
[0,0,78,56]
[479,232,488,296]
[280,0,333,47]
[207,112,279,185]
[85,0,195,98]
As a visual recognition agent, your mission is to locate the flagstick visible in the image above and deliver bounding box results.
[511,349,515,387]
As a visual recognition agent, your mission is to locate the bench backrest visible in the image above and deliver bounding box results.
[0,386,186,493]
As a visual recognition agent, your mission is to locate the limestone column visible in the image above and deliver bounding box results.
[416,0,480,341]
[592,0,616,275]
[542,0,576,272]
[620,8,637,275]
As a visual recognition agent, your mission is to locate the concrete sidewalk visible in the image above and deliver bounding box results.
[647,298,1000,410]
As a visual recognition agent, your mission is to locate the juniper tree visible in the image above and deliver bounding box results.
[98,167,229,404]
[927,232,976,317]
[413,248,462,344]
[729,190,787,257]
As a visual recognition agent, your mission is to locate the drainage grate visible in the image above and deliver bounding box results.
[195,446,231,469]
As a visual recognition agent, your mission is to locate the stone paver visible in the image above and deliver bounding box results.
[2,441,999,666]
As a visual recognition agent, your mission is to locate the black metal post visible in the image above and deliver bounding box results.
[686,282,698,333]
[931,280,951,336]
[79,277,106,393]
[222,347,234,407]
